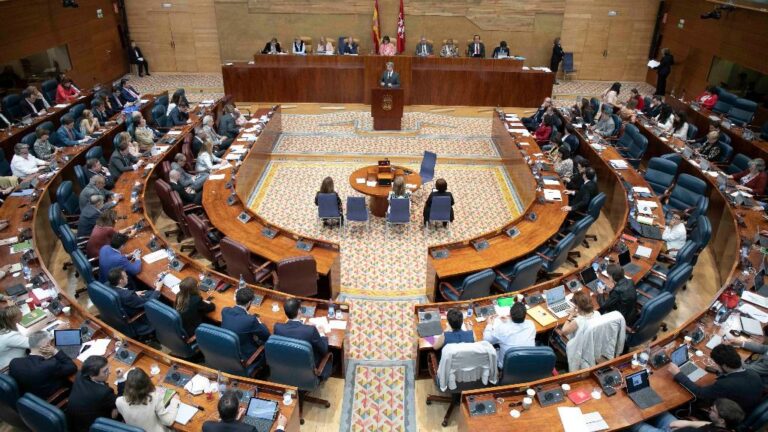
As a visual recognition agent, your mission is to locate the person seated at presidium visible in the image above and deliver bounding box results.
[440,39,459,58]
[10,143,48,178]
[9,331,77,400]
[423,178,454,226]
[432,308,474,350]
[116,368,180,432]
[203,391,289,432]
[729,157,767,196]
[275,298,333,379]
[492,40,511,59]
[482,302,535,368]
[261,37,283,54]
[380,61,400,88]
[221,288,271,362]
[343,37,359,55]
[315,176,343,225]
[415,36,433,57]
[292,37,306,55]
[379,35,397,56]
[316,37,334,55]
[467,34,485,58]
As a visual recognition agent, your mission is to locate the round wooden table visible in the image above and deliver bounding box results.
[349,165,422,217]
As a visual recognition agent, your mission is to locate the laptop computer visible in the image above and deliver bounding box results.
[54,329,82,359]
[625,369,662,409]
[755,269,765,292]
[670,345,706,382]
[544,285,573,319]
[619,249,642,276]
[240,397,277,431]
[629,218,663,240]
[579,267,601,292]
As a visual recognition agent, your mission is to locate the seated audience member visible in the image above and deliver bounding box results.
[119,78,141,103]
[274,299,333,379]
[67,355,122,432]
[692,120,721,147]
[87,209,130,259]
[85,158,115,189]
[671,111,689,140]
[218,104,241,141]
[168,101,190,126]
[561,291,600,339]
[415,36,433,57]
[629,88,644,111]
[482,302,536,368]
[57,114,88,147]
[203,391,289,432]
[172,153,207,191]
[316,37,334,54]
[597,264,638,325]
[221,288,271,362]
[99,233,142,284]
[196,140,227,173]
[175,277,215,337]
[33,126,57,161]
[573,97,595,125]
[129,40,151,76]
[669,344,762,413]
[379,35,397,56]
[106,268,160,335]
[440,39,459,58]
[203,114,232,151]
[77,194,106,238]
[261,37,283,54]
[696,86,719,110]
[9,331,77,399]
[725,335,768,390]
[315,176,343,225]
[534,114,554,144]
[79,109,100,136]
[109,141,144,179]
[423,178,454,226]
[467,34,485,58]
[10,143,48,178]
[55,78,80,104]
[523,97,552,131]
[116,368,180,432]
[699,131,722,162]
[630,398,744,432]
[91,99,110,124]
[730,157,767,196]
[108,86,127,112]
[169,169,202,205]
[562,167,597,219]
[167,89,189,116]
[492,40,511,58]
[343,37,359,55]
[655,104,674,133]
[554,145,574,182]
[0,306,28,369]
[117,131,141,158]
[133,115,157,152]
[645,95,664,118]
[566,156,590,190]
[21,86,48,117]
[617,100,637,122]
[79,174,116,210]
[387,175,411,215]
[662,211,687,257]
[432,308,475,350]
[593,105,616,137]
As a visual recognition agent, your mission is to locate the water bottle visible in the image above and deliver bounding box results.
[328,303,335,318]
[216,370,226,393]
[22,263,31,281]
[166,248,175,264]
[238,274,246,290]
[130,189,138,204]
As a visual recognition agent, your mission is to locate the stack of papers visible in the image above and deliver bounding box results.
[635,245,652,258]
[163,273,182,293]
[77,338,111,362]
[590,143,605,152]
[609,160,629,169]
[738,303,768,323]
[632,187,651,195]
[183,374,211,395]
[229,145,247,154]
[636,215,654,225]
[543,189,562,201]
[174,403,199,425]
[742,291,768,308]
[143,249,168,264]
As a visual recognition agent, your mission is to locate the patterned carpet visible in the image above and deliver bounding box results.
[121,72,224,104]
[551,80,656,108]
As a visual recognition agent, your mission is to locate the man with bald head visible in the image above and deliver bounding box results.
[169,169,201,205]
[80,174,119,210]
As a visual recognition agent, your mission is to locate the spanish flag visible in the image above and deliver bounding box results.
[371,0,381,54]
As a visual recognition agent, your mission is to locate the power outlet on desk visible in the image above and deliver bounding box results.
[296,239,314,252]
[471,239,489,251]
[226,193,238,206]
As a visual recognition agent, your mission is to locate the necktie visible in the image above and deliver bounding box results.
[421,45,425,55]
[66,128,73,140]
[388,71,392,80]
[475,44,478,55]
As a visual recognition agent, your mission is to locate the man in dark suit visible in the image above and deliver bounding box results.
[108,86,127,111]
[169,101,190,126]
[128,40,150,76]
[66,355,121,432]
[91,99,110,124]
[597,264,638,326]
[562,167,597,220]
[118,78,141,104]
[9,331,77,400]
[414,36,433,57]
[85,158,115,189]
[522,97,552,131]
[169,169,201,205]
[20,87,47,117]
[467,34,485,58]
[79,174,116,210]
[77,194,105,238]
[55,114,86,147]
[108,141,143,179]
[106,267,159,335]
[218,104,241,140]
[99,233,142,285]
[274,298,332,379]
[379,62,401,88]
[221,288,271,361]
[342,37,358,55]
[202,391,288,432]
[261,38,282,54]
[423,178,455,227]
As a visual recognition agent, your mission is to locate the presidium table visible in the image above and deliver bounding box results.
[349,165,421,217]
[222,55,554,108]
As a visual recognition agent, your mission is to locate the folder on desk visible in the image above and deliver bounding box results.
[527,305,557,327]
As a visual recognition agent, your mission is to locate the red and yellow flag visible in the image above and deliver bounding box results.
[396,0,405,53]
[371,0,382,54]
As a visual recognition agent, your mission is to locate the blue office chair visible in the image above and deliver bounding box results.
[0,149,11,177]
[70,103,86,125]
[761,122,768,141]
[644,157,678,196]
[499,346,556,385]
[49,203,71,235]
[87,281,147,338]
[38,120,55,134]
[690,215,712,265]
[41,79,58,105]
[17,393,68,432]
[686,123,698,141]
[637,263,692,309]
[71,250,97,286]
[739,398,768,432]
[646,241,697,287]
[345,196,369,234]
[127,123,137,140]
[1,94,22,120]
[610,114,623,139]
[562,52,576,80]
[21,132,36,146]
[660,152,682,167]
[195,324,263,377]
[0,374,29,430]
[565,215,594,265]
[73,165,88,189]
[714,142,734,165]
[386,197,410,234]
[493,256,543,293]
[85,146,107,166]
[419,151,437,189]
[537,232,577,275]
[144,299,198,359]
[615,124,647,168]
[589,97,600,114]
[626,292,675,349]
[564,133,580,155]
[90,417,144,432]
[439,268,495,301]
[577,192,605,246]
[56,180,80,220]
[426,196,452,231]
[664,173,707,217]
[727,98,757,126]
[316,193,342,227]
[151,104,168,129]
[265,335,332,425]
[156,94,169,108]
[725,153,752,175]
[712,90,737,114]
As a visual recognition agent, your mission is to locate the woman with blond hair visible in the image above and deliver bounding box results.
[117,131,140,157]
[387,175,411,216]
[79,109,100,136]
[195,140,226,173]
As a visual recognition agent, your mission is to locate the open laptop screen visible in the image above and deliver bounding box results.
[618,249,631,266]
[246,398,278,420]
[625,369,650,393]
[580,267,597,284]
[545,285,566,305]
[54,329,81,347]
[670,345,688,366]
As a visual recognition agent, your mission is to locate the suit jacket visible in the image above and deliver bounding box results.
[120,86,140,103]
[221,306,271,359]
[108,151,138,179]
[273,320,329,366]
[218,113,240,139]
[415,42,433,56]
[598,278,638,326]
[379,70,401,87]
[178,294,215,337]
[203,420,257,432]
[55,125,84,147]
[657,53,674,76]
[170,180,201,205]
[570,179,597,214]
[93,107,109,124]
[261,42,282,54]
[76,204,102,238]
[129,46,144,63]
[114,285,160,318]
[66,374,118,432]
[423,190,455,222]
[98,246,141,282]
[21,98,45,117]
[467,42,485,58]
[9,351,77,400]
[491,46,510,58]
[108,94,125,111]
[551,43,565,64]
[343,43,358,55]
[84,167,115,189]
[674,368,762,414]
[79,183,112,210]
[168,106,188,126]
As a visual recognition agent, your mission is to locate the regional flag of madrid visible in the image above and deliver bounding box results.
[396,0,405,54]
[372,0,381,54]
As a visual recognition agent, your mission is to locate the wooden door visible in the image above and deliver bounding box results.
[141,11,177,72]
[169,12,198,72]
[578,21,609,80]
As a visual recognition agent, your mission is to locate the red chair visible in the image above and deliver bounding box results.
[186,213,224,268]
[272,256,318,297]
[220,237,273,285]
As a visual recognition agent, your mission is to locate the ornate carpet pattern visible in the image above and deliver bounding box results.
[122,72,224,104]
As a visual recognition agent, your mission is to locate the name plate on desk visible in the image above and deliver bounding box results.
[430,249,450,259]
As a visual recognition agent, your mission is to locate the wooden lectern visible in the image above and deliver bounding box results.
[371,87,404,131]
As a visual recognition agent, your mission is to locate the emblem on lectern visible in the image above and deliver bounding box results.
[382,94,393,111]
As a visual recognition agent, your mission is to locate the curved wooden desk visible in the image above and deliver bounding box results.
[348,165,421,217]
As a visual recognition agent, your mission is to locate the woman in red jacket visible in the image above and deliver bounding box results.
[696,86,718,110]
[55,79,80,104]
[534,115,554,145]
[731,158,767,196]
[630,88,644,111]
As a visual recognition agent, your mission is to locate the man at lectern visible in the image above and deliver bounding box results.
[379,62,401,88]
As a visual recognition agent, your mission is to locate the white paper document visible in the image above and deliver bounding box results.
[739,303,768,323]
[636,200,658,209]
[208,174,226,180]
[174,403,199,425]
[163,273,182,292]
[77,338,111,362]
[742,291,768,309]
[166,130,182,135]
[543,189,563,201]
[558,407,589,432]
[355,178,366,184]
[635,245,652,259]
[583,412,609,432]
[0,237,18,246]
[225,153,241,160]
[609,160,629,169]
[183,374,211,395]
[143,249,169,264]
[647,59,660,68]
[632,187,651,194]
[329,320,347,330]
